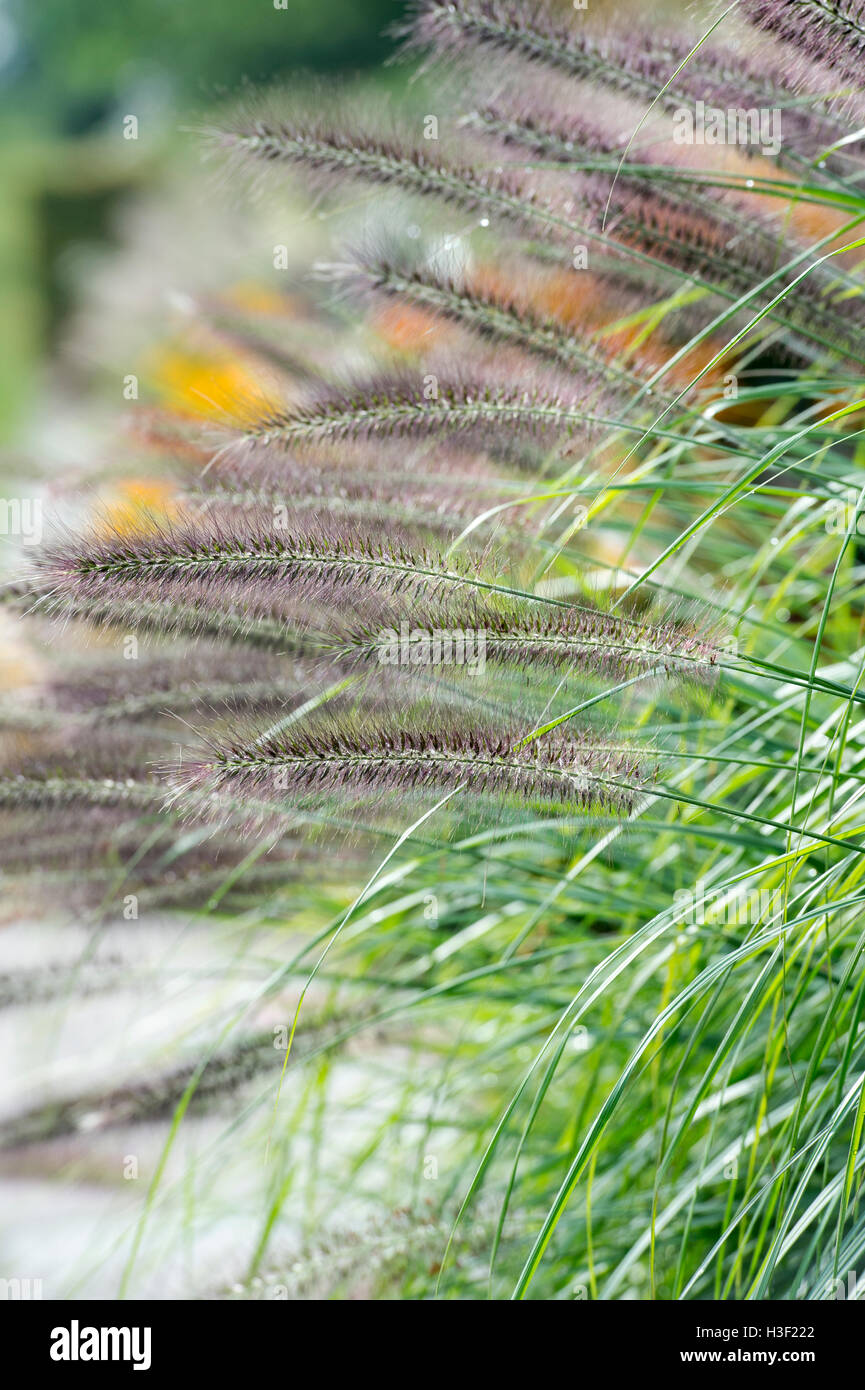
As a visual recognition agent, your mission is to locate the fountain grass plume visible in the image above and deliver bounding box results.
[213,87,865,362]
[332,237,663,407]
[172,705,657,820]
[212,95,564,244]
[30,509,502,610]
[328,598,724,688]
[40,647,314,723]
[405,1,864,123]
[401,0,692,98]
[183,442,532,534]
[225,367,622,456]
[0,1026,309,1150]
[1,579,320,656]
[741,1,865,96]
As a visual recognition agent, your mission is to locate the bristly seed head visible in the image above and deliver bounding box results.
[332,602,723,686]
[174,708,657,819]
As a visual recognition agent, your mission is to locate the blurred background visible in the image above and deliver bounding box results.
[0,0,405,445]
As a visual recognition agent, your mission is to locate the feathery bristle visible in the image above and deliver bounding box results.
[216,106,560,240]
[231,371,614,453]
[336,241,658,405]
[184,445,530,533]
[42,647,312,722]
[331,601,723,686]
[217,99,865,361]
[408,1,865,154]
[174,707,656,818]
[0,775,162,815]
[403,0,683,96]
[31,512,500,611]
[742,1,865,90]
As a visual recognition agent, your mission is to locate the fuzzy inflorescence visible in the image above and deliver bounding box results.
[222,99,865,364]
[43,648,313,723]
[6,0,865,1320]
[403,0,690,99]
[217,109,561,243]
[33,513,494,609]
[338,243,656,406]
[233,371,608,452]
[176,709,656,819]
[742,1,865,89]
[332,601,723,686]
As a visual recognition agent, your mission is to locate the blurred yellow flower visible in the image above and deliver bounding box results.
[95,478,179,537]
[145,344,269,422]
